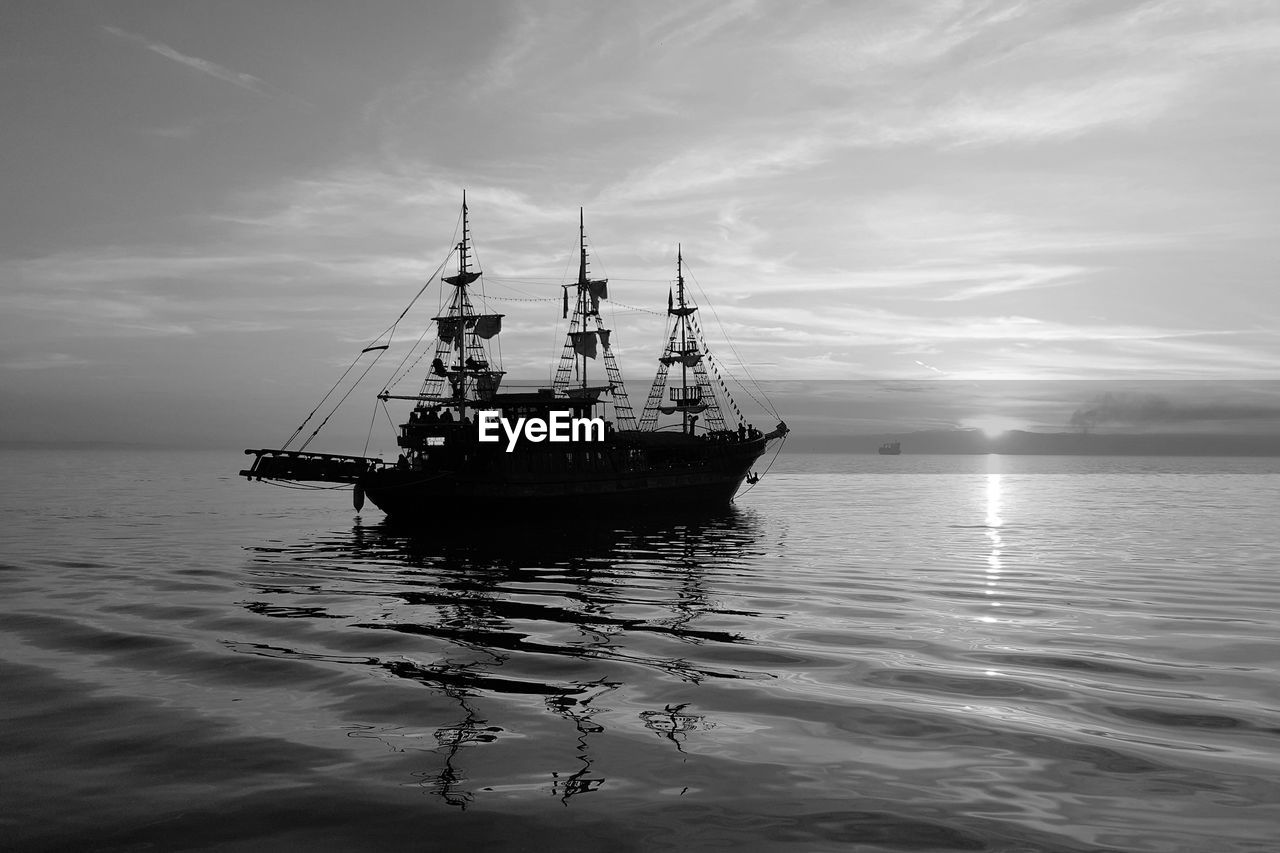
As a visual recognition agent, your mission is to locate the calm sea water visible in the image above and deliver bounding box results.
[2,449,1278,852]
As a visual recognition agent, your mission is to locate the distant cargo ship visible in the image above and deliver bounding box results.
[878,441,901,455]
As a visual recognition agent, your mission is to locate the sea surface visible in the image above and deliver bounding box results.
[2,449,1279,852]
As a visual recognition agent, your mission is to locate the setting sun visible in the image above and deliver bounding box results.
[963,416,1026,439]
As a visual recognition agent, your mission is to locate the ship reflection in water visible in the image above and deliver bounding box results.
[236,510,767,809]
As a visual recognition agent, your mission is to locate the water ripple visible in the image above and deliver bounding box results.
[4,450,1280,851]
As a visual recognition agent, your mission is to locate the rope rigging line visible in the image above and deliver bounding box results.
[467,249,506,371]
[481,293,560,303]
[282,351,374,450]
[706,344,776,422]
[298,350,389,452]
[282,232,456,450]
[683,261,779,420]
[384,205,465,393]
[608,299,666,316]
[376,249,456,392]
[734,433,787,500]
[487,275,672,284]
[361,399,379,458]
[291,218,464,452]
[381,322,435,394]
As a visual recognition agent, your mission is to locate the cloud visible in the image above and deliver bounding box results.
[738,262,1091,300]
[600,132,828,204]
[926,73,1187,146]
[102,25,312,109]
[639,0,763,50]
[0,353,91,370]
[774,2,1280,152]
[1070,389,1280,431]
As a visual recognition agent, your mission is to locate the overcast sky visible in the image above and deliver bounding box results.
[3,1,1279,448]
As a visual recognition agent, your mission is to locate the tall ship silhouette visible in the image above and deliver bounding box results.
[241,197,788,517]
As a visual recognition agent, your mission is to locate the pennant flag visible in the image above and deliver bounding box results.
[563,287,569,319]
[598,329,611,351]
[668,288,673,312]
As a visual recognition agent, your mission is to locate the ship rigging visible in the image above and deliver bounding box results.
[241,196,788,517]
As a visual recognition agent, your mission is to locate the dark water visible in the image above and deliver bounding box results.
[3,450,1279,852]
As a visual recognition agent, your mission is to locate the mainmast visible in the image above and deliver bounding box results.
[677,246,689,434]
[552,210,638,430]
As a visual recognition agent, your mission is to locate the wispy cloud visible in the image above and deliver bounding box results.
[926,73,1187,147]
[102,25,311,109]
[600,132,828,204]
[639,0,763,51]
[723,262,1092,300]
[1,353,91,370]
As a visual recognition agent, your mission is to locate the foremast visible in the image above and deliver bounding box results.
[638,248,731,434]
[552,210,637,430]
[392,194,505,415]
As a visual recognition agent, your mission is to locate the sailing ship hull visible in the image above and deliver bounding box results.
[361,437,769,518]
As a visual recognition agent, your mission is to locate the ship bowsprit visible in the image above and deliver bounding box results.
[240,449,387,483]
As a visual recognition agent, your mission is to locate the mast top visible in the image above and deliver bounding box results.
[444,193,480,287]
[669,244,697,317]
[578,207,588,286]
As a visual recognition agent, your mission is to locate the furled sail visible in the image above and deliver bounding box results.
[658,403,708,415]
[443,271,481,287]
[660,351,701,367]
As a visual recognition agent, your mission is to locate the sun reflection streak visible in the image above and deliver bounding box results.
[983,459,1004,613]
[985,468,1003,530]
